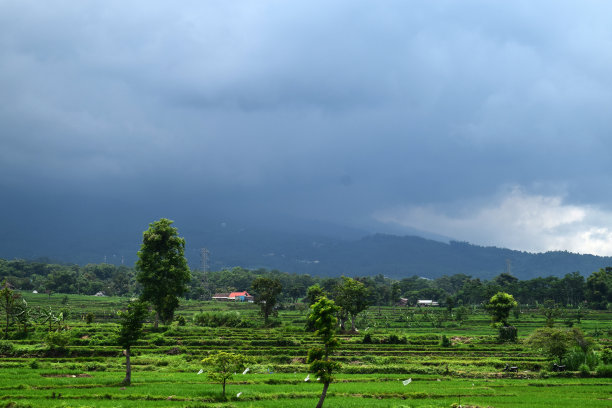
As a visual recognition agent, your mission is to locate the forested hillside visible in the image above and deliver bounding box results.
[200,232,612,280]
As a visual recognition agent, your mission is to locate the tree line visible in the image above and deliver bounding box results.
[1,257,611,310]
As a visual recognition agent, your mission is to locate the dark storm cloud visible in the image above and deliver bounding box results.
[2,1,612,256]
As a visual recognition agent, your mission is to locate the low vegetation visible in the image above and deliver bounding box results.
[0,288,609,407]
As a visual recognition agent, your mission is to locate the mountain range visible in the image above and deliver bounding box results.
[3,214,611,280]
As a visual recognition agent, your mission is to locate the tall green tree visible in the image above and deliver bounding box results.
[334,277,369,332]
[485,292,518,342]
[117,301,149,386]
[251,277,282,324]
[585,267,612,309]
[306,284,325,306]
[485,291,517,326]
[307,296,340,408]
[136,219,190,328]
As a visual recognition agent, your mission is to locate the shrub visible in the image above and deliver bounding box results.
[383,334,407,344]
[85,313,94,324]
[175,315,186,326]
[440,335,451,347]
[595,364,612,378]
[0,341,15,355]
[600,348,612,364]
[564,347,600,370]
[362,333,373,344]
[150,334,168,346]
[193,311,252,328]
[498,325,517,342]
[45,331,70,350]
[578,363,590,377]
[29,360,39,369]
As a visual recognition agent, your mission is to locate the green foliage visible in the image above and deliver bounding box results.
[306,295,340,408]
[0,284,20,339]
[578,363,590,376]
[454,305,469,322]
[193,311,253,328]
[201,351,248,397]
[440,334,451,347]
[85,313,94,324]
[526,327,572,362]
[252,277,282,323]
[601,348,612,364]
[564,347,600,370]
[485,292,517,326]
[0,340,14,355]
[136,219,190,326]
[586,267,612,309]
[306,284,325,305]
[334,277,369,331]
[540,299,561,327]
[116,301,149,350]
[595,363,612,377]
[45,331,70,350]
[498,325,518,343]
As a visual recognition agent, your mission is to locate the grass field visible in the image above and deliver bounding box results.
[0,292,610,407]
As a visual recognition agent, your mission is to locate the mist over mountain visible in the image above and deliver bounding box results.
[2,206,609,281]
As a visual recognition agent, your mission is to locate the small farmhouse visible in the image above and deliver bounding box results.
[212,291,254,302]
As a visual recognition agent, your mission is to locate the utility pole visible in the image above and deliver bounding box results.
[200,248,211,300]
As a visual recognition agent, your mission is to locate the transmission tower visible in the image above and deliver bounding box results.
[200,248,210,272]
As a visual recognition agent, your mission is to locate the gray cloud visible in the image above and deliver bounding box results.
[2,1,612,258]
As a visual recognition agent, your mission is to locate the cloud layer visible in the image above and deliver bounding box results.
[375,187,612,255]
[2,1,612,258]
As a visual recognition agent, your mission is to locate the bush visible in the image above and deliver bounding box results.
[440,335,451,347]
[383,334,407,344]
[595,364,612,378]
[193,311,253,328]
[175,314,186,326]
[600,348,612,364]
[498,325,517,342]
[579,363,590,377]
[45,331,70,350]
[150,334,169,346]
[29,360,39,369]
[0,341,15,355]
[564,347,600,370]
[362,333,373,344]
[85,313,94,324]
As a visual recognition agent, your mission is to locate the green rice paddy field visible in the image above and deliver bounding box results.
[0,292,610,408]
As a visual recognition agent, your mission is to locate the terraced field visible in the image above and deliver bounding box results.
[0,292,610,407]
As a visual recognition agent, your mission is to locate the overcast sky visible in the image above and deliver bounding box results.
[2,1,612,258]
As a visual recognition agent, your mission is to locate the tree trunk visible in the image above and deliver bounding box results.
[351,314,356,332]
[316,381,330,408]
[123,347,131,385]
[154,312,159,329]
